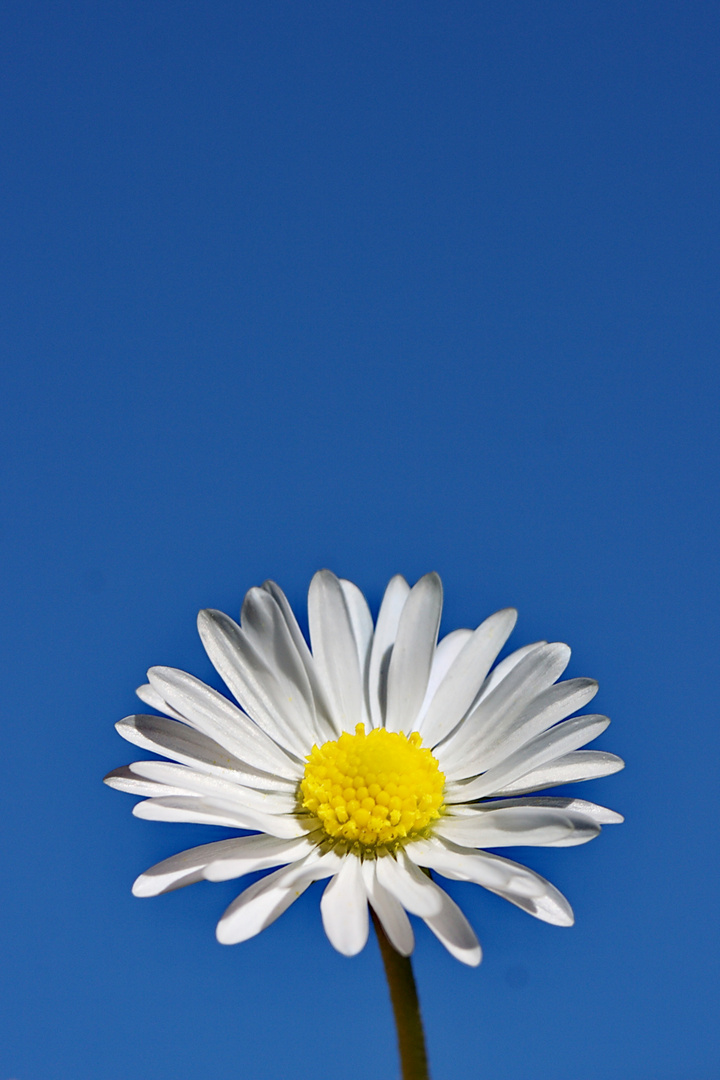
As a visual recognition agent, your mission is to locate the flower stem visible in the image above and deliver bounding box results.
[372,909,431,1080]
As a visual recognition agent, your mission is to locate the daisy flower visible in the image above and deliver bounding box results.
[105,571,623,967]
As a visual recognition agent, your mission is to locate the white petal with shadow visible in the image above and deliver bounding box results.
[320,855,369,956]
[385,573,443,734]
[368,575,410,729]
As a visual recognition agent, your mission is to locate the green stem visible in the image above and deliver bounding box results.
[372,909,431,1080]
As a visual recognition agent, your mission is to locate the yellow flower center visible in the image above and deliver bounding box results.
[300,723,445,853]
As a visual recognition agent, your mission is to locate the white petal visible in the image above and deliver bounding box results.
[361,861,414,956]
[418,609,518,745]
[408,837,574,925]
[422,885,482,966]
[320,855,369,956]
[215,862,312,945]
[448,713,611,800]
[439,642,572,776]
[368,575,410,729]
[135,683,187,722]
[240,586,324,743]
[490,750,625,795]
[340,578,374,725]
[481,796,623,824]
[374,849,443,916]
[449,677,599,777]
[103,765,190,798]
[196,610,310,758]
[474,642,548,703]
[261,579,337,739]
[385,573,443,734]
[115,714,295,792]
[127,761,297,815]
[308,570,363,733]
[147,665,302,777]
[435,805,601,848]
[204,835,316,882]
[132,838,254,897]
[416,629,473,725]
[132,795,309,837]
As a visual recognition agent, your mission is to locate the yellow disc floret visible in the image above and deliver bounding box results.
[300,723,445,853]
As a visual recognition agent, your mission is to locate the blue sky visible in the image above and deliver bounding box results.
[1,3,718,1078]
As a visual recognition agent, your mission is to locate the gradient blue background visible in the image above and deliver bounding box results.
[1,3,718,1078]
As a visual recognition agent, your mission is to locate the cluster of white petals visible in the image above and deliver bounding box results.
[106,571,623,966]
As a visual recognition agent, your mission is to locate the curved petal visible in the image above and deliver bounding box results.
[422,886,482,966]
[146,666,302,778]
[320,855,369,956]
[447,713,611,800]
[104,765,189,799]
[132,838,257,897]
[240,586,325,743]
[340,579,374,726]
[490,749,625,795]
[368,575,410,729]
[308,570,363,734]
[361,861,414,956]
[435,806,601,848]
[215,862,313,945]
[438,642,572,775]
[261,580,337,738]
[204,834,316,882]
[473,642,548,704]
[115,714,296,792]
[196,611,310,758]
[132,795,310,837]
[127,761,297,815]
[416,630,473,725]
[374,849,443,916]
[385,573,443,734]
[475,796,623,825]
[418,608,518,745]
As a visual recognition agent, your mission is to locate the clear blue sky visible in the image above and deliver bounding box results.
[1,3,718,1078]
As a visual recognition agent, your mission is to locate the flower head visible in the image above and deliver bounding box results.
[106,571,623,966]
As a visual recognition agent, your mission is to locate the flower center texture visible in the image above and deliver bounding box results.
[300,723,445,853]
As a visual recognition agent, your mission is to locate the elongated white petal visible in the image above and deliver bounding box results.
[361,861,414,956]
[449,713,611,800]
[374,849,443,916]
[240,586,323,743]
[416,629,473,725]
[196,611,310,758]
[104,765,190,798]
[216,862,313,945]
[340,578,374,726]
[448,677,599,778]
[308,570,363,733]
[135,683,187,722]
[422,886,482,966]
[133,838,255,897]
[115,714,295,792]
[147,666,302,777]
[408,837,574,925]
[435,806,601,848]
[491,750,625,795]
[473,642,547,704]
[477,796,623,825]
[439,642,572,776]
[132,795,309,837]
[419,608,518,745]
[261,580,337,738]
[204,835,315,882]
[368,575,410,729]
[127,761,297,815]
[385,573,443,734]
[320,855,369,956]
